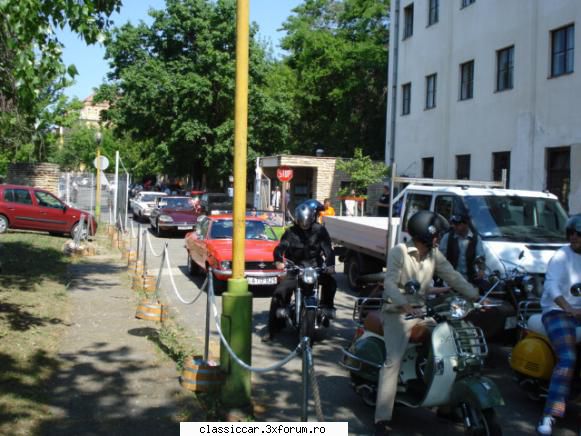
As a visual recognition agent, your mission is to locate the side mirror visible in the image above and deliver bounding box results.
[404,280,421,295]
[570,283,581,297]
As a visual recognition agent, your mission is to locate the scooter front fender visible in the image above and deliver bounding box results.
[450,376,505,410]
[340,336,385,383]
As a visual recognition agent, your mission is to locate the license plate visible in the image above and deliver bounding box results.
[178,226,192,230]
[247,276,277,285]
[504,316,517,330]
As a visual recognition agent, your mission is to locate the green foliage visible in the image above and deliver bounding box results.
[336,147,389,196]
[0,0,121,162]
[99,0,296,187]
[281,0,390,160]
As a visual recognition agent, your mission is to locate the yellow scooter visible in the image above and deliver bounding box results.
[509,283,581,400]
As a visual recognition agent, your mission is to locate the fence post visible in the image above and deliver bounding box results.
[205,269,213,362]
[301,336,309,422]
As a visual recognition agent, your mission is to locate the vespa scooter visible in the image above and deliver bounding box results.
[509,283,581,400]
[340,281,505,435]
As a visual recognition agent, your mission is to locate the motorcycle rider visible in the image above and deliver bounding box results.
[263,202,336,342]
[536,214,581,435]
[374,210,479,435]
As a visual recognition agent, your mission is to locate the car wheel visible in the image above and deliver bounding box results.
[186,253,199,276]
[0,215,8,233]
[211,273,227,295]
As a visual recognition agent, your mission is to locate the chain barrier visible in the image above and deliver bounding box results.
[164,246,206,305]
[146,231,164,257]
[208,275,300,373]
[308,348,325,422]
[130,218,138,239]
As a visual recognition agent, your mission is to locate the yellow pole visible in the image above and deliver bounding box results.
[220,0,252,409]
[231,0,249,279]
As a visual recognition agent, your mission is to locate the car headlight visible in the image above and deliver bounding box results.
[220,261,231,270]
[159,215,173,223]
[302,267,318,284]
[449,297,471,320]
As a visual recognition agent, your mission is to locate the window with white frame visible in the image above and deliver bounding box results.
[551,24,575,77]
[460,60,474,100]
[402,83,411,115]
[496,46,514,91]
[403,4,414,39]
[426,74,437,109]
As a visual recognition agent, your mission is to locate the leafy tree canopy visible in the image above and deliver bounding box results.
[336,147,388,196]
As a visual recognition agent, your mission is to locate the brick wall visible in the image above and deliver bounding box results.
[7,163,60,194]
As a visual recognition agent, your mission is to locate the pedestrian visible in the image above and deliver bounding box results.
[376,185,390,217]
[344,189,357,216]
[536,214,581,435]
[318,198,335,224]
[271,185,281,210]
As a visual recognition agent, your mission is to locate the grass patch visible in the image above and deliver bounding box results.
[0,231,73,435]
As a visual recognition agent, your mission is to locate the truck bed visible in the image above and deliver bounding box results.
[323,216,400,260]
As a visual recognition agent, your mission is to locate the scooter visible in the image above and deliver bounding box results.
[509,283,581,400]
[278,259,332,345]
[340,281,505,435]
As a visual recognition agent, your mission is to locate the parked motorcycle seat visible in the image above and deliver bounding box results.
[363,311,430,343]
[527,314,581,342]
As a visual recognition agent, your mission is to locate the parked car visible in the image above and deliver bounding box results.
[130,191,167,221]
[0,184,97,237]
[201,192,233,214]
[185,214,283,292]
[149,196,205,236]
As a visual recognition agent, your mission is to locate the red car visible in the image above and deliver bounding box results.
[185,214,283,292]
[0,184,97,236]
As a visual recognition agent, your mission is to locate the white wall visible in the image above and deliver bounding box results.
[387,0,581,213]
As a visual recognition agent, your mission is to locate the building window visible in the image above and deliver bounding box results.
[492,151,511,188]
[460,60,474,100]
[551,24,575,77]
[461,0,475,8]
[546,147,570,211]
[425,74,437,109]
[422,157,434,178]
[456,154,471,180]
[496,46,514,91]
[402,83,411,115]
[403,4,414,39]
[428,0,439,26]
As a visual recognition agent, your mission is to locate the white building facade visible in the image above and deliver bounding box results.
[386,0,581,213]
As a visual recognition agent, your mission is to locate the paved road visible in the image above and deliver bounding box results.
[131,218,580,435]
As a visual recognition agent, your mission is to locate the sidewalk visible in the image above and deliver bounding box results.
[39,247,203,436]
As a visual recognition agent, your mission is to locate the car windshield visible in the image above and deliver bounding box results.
[464,195,568,243]
[141,194,164,202]
[158,197,193,209]
[210,220,277,240]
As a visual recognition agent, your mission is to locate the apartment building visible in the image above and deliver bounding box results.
[386,0,581,213]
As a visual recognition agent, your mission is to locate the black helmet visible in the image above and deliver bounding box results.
[304,199,324,215]
[566,214,581,239]
[407,210,449,247]
[294,202,316,230]
[450,213,470,225]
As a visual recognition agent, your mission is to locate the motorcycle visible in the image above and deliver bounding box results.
[340,281,505,435]
[278,259,332,345]
[509,283,581,401]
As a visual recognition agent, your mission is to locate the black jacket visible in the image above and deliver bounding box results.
[274,223,335,268]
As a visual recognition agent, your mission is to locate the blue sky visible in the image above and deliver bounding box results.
[58,0,302,100]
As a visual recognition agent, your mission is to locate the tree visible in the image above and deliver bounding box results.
[336,147,389,196]
[0,0,122,169]
[281,0,390,160]
[99,0,296,187]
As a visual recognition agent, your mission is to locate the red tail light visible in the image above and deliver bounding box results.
[354,326,365,340]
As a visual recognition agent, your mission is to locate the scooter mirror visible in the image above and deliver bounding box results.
[570,283,581,297]
[404,280,421,295]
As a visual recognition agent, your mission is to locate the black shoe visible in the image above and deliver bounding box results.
[374,421,391,436]
[261,332,274,343]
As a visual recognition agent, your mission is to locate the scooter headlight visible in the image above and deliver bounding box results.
[449,297,471,320]
[302,267,318,284]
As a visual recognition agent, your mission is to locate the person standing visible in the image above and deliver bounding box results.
[344,189,357,216]
[318,198,335,224]
[536,215,581,435]
[376,185,390,217]
[271,185,281,211]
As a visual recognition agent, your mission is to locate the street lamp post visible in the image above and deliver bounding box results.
[220,0,252,409]
[95,131,103,222]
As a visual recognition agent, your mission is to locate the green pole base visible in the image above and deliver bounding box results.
[220,278,252,408]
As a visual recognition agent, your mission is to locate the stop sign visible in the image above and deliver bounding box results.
[277,166,294,182]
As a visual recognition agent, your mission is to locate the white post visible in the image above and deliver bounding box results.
[66,173,70,204]
[114,151,120,227]
[125,173,130,232]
